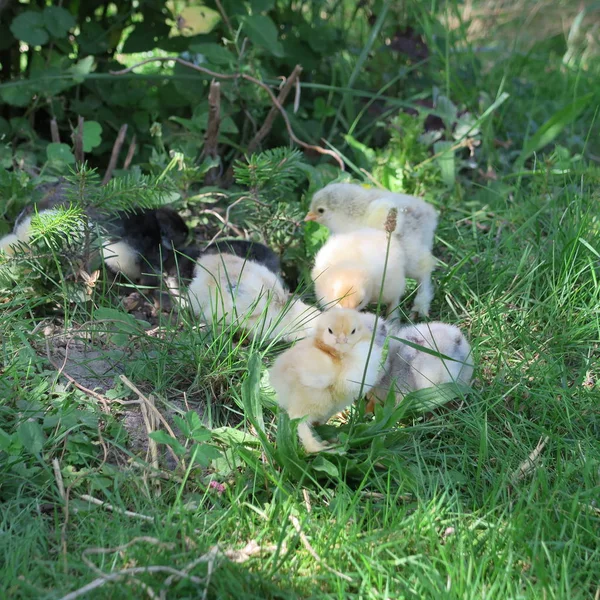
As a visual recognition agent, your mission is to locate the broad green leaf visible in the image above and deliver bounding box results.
[43,6,76,38]
[242,15,284,57]
[69,56,95,82]
[17,421,46,455]
[10,11,49,46]
[189,443,221,467]
[433,140,455,188]
[303,221,329,255]
[149,431,186,456]
[189,42,236,66]
[516,94,593,168]
[0,427,14,451]
[177,6,221,36]
[211,426,261,446]
[82,121,102,152]
[173,414,191,437]
[435,95,458,127]
[0,82,35,107]
[311,455,340,478]
[274,412,307,478]
[46,143,75,165]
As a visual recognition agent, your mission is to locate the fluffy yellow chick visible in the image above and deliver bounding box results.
[268,309,388,452]
[0,210,60,256]
[306,182,438,316]
[366,322,473,411]
[311,228,406,317]
[187,252,320,342]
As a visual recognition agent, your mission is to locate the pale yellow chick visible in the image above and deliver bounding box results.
[311,228,406,317]
[0,210,59,256]
[306,182,438,316]
[187,252,320,342]
[269,309,388,452]
[367,322,473,411]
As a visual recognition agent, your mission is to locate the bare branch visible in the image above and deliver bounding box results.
[50,118,61,144]
[110,58,344,169]
[102,124,128,185]
[74,116,84,164]
[248,64,303,153]
[123,135,137,170]
[202,80,221,186]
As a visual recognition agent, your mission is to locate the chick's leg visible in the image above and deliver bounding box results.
[410,252,436,317]
[297,421,329,453]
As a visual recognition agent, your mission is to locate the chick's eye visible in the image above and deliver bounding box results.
[317,207,325,214]
[327,327,333,334]
[351,328,356,334]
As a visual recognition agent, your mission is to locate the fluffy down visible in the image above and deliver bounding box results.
[367,321,473,410]
[311,228,406,317]
[306,182,438,316]
[269,309,388,452]
[0,210,61,256]
[187,252,320,342]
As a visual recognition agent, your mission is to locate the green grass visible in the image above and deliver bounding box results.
[2,3,600,600]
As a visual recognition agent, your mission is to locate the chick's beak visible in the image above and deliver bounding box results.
[304,212,317,222]
[336,336,348,344]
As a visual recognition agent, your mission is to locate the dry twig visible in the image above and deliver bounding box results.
[202,80,221,186]
[50,118,61,144]
[511,436,550,483]
[123,135,137,170]
[73,116,84,164]
[110,58,344,169]
[248,64,303,153]
[102,124,128,185]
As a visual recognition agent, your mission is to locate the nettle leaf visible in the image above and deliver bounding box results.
[43,6,76,38]
[46,143,75,165]
[18,421,46,455]
[189,42,236,66]
[149,431,187,456]
[242,15,284,57]
[83,121,102,152]
[0,82,35,107]
[189,443,222,467]
[69,56,95,82]
[10,11,49,46]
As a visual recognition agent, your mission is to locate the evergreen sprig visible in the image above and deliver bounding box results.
[233,148,306,201]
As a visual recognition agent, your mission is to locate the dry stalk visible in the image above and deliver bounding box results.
[202,80,221,185]
[73,116,84,163]
[102,124,128,185]
[119,375,182,468]
[50,118,61,143]
[248,64,303,153]
[110,57,344,169]
[123,134,137,169]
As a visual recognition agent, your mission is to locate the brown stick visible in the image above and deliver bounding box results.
[50,118,61,144]
[248,65,303,153]
[123,134,137,170]
[102,124,128,185]
[202,80,221,186]
[110,58,344,170]
[74,116,84,164]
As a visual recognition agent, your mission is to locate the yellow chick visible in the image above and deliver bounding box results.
[311,228,406,317]
[0,210,60,256]
[268,309,388,452]
[186,252,320,342]
[367,322,473,411]
[305,182,438,316]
